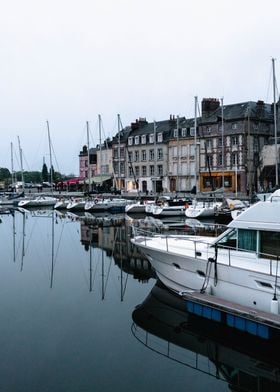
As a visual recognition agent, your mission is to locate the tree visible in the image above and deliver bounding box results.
[42,163,48,182]
[0,168,11,181]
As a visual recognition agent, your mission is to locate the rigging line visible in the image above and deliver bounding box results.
[104,256,112,293]
[265,66,273,103]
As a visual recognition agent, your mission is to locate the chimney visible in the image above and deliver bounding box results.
[201,98,220,117]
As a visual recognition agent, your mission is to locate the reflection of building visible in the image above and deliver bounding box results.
[79,220,155,282]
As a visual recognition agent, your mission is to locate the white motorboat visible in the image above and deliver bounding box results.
[125,200,153,214]
[185,199,222,218]
[152,204,187,217]
[66,198,86,211]
[54,198,70,209]
[131,189,280,316]
[84,198,110,212]
[18,195,57,208]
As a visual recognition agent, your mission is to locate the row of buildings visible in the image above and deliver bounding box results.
[79,98,280,195]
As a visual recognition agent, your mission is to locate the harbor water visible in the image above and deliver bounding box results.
[0,209,279,391]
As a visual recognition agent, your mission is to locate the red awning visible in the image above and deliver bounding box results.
[59,177,84,185]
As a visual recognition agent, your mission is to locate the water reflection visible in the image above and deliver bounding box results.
[1,209,155,295]
[132,281,280,391]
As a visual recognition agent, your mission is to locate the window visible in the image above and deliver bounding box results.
[260,231,280,258]
[149,149,154,161]
[238,229,256,252]
[157,148,163,160]
[232,152,238,166]
[120,162,125,174]
[231,136,238,146]
[85,159,88,167]
[134,151,139,162]
[218,138,223,147]
[172,146,178,157]
[218,153,223,166]
[128,152,132,163]
[207,127,212,133]
[149,165,155,176]
[141,135,146,144]
[113,149,118,159]
[135,166,139,176]
[135,136,139,145]
[173,129,178,138]
[190,127,195,136]
[149,134,154,143]
[142,166,147,176]
[232,123,237,130]
[206,139,212,149]
[129,167,133,176]
[157,165,163,176]
[181,128,187,137]
[128,137,133,146]
[181,145,187,156]
[141,150,146,161]
[157,133,163,143]
[205,155,213,168]
[120,148,125,159]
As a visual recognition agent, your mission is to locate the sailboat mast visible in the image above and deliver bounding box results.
[176,116,180,193]
[87,121,90,192]
[10,142,15,187]
[272,58,279,187]
[46,120,53,193]
[117,114,121,191]
[17,136,25,193]
[221,97,225,191]
[98,114,102,177]
[194,96,198,193]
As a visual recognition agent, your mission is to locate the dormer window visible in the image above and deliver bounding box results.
[190,127,195,136]
[157,133,163,143]
[232,123,237,130]
[173,129,178,138]
[135,136,139,145]
[128,137,133,146]
[181,128,186,137]
[149,134,154,143]
[141,135,146,144]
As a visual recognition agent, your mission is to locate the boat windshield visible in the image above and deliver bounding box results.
[215,228,237,249]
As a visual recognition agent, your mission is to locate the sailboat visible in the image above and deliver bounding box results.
[18,123,57,208]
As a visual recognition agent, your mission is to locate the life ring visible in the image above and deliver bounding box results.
[94,198,99,204]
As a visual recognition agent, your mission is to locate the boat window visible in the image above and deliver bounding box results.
[259,231,280,259]
[238,229,256,252]
[216,229,237,248]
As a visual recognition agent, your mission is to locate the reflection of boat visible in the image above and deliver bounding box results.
[18,195,57,208]
[132,282,280,391]
[185,199,222,218]
[131,189,280,317]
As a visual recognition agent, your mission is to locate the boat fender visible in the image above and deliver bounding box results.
[185,203,189,209]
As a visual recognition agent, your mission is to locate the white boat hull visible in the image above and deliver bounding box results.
[132,235,280,314]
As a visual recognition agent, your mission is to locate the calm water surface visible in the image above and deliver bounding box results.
[0,209,278,392]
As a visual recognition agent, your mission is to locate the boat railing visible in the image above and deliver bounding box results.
[132,226,280,278]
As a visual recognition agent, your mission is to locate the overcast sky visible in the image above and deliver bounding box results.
[0,0,279,175]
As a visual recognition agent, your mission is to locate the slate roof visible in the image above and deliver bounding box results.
[200,101,274,124]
